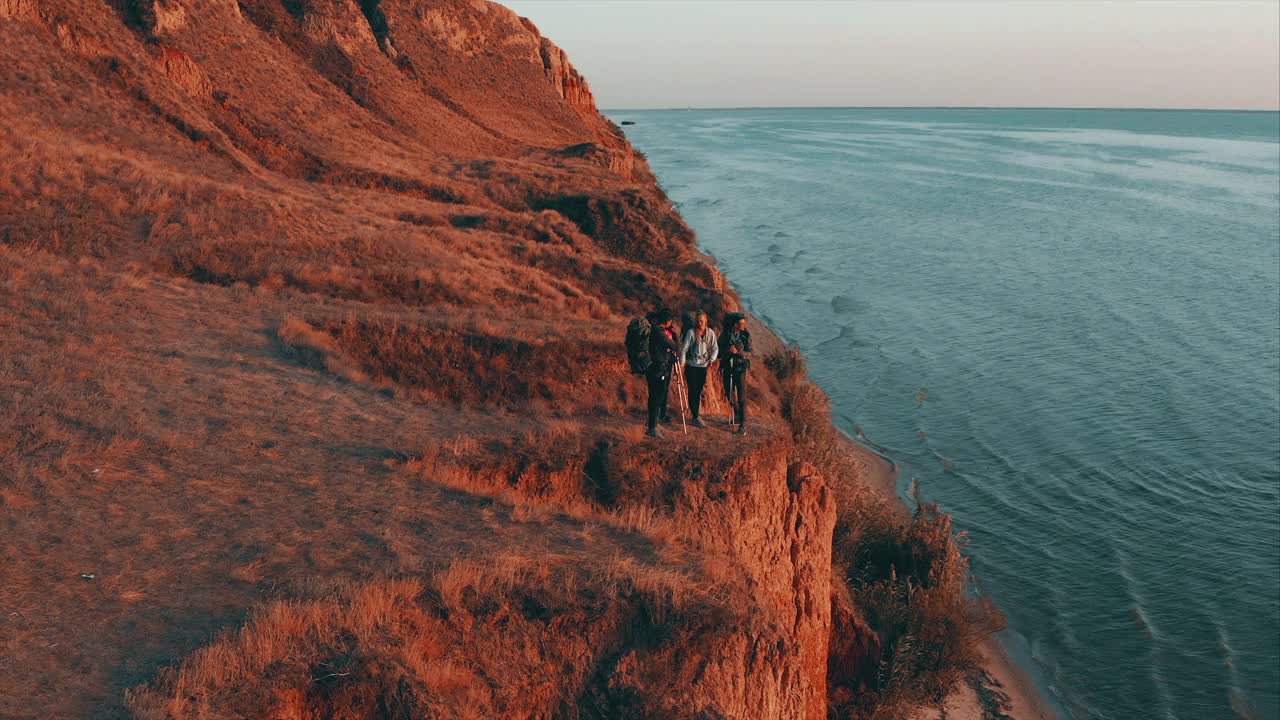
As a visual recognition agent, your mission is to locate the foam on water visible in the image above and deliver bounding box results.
[617,107,1280,720]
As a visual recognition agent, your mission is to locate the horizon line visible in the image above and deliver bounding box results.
[602,104,1280,114]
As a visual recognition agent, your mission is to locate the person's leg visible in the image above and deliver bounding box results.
[659,371,672,422]
[725,371,742,425]
[657,367,671,423]
[721,370,734,424]
[736,371,747,429]
[646,372,662,430]
[687,366,706,418]
[738,376,745,422]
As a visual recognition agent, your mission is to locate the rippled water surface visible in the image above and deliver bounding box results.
[615,108,1280,720]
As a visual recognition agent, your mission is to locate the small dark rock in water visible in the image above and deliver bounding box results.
[831,295,859,314]
[620,120,636,126]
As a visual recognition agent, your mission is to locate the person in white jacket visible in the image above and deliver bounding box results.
[679,310,718,428]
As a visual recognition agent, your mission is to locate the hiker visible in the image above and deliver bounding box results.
[679,310,718,428]
[645,308,680,437]
[720,312,752,433]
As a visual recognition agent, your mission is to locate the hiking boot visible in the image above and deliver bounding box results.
[645,426,661,438]
[690,417,706,428]
[660,415,672,425]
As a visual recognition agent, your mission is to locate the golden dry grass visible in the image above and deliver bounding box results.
[124,550,737,719]
[277,315,636,411]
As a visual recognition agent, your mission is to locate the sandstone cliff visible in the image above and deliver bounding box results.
[0,1,1010,717]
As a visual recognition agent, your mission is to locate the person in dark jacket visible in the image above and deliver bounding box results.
[645,308,680,437]
[720,313,752,433]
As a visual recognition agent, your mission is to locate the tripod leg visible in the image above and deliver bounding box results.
[676,365,688,434]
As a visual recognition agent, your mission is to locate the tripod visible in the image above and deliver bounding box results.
[672,363,689,435]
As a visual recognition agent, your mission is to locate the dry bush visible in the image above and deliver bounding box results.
[415,424,601,514]
[432,554,542,615]
[414,432,600,513]
[765,344,806,383]
[600,552,718,626]
[832,491,1007,719]
[530,189,691,265]
[522,246,663,317]
[276,315,372,385]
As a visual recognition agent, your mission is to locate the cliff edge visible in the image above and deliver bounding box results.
[0,0,1032,717]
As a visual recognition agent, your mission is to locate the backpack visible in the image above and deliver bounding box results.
[625,317,652,375]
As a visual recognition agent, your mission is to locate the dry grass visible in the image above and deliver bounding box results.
[124,577,480,720]
[828,490,1007,719]
[409,425,692,552]
[276,315,638,412]
[125,552,731,719]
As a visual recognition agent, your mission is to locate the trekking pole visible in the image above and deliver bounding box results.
[674,364,688,435]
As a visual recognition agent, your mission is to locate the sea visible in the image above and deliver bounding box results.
[613,108,1280,720]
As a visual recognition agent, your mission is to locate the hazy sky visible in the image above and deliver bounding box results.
[502,1,1280,110]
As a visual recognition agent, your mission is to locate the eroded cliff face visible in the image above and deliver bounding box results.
[537,37,596,117]
[610,442,837,718]
[0,0,883,717]
[584,437,838,718]
[378,428,839,718]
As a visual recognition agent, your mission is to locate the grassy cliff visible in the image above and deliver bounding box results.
[0,0,1004,716]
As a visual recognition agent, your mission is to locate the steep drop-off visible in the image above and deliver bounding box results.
[0,1,1017,717]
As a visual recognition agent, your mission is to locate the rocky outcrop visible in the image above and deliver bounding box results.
[534,36,636,180]
[538,37,595,115]
[138,0,187,34]
[155,46,212,98]
[0,0,37,20]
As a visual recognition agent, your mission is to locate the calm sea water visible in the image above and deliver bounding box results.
[615,108,1280,720]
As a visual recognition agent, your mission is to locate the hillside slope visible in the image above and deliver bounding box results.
[1,0,1023,717]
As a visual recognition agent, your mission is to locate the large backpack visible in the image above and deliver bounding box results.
[625,317,652,375]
